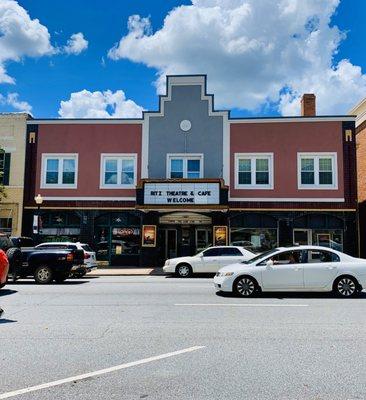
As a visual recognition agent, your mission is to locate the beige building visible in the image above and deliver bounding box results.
[0,113,30,236]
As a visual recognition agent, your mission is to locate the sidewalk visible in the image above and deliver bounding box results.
[88,267,165,276]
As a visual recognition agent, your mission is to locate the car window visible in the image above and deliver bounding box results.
[260,250,304,265]
[21,238,34,247]
[220,247,243,256]
[305,250,340,263]
[203,248,221,257]
[81,245,93,252]
[243,249,279,265]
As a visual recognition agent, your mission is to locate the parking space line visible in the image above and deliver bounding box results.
[0,346,205,399]
[175,303,309,307]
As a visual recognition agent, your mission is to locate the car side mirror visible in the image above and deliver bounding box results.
[266,259,274,268]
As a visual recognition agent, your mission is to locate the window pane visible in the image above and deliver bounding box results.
[171,171,183,178]
[46,159,59,184]
[256,172,269,185]
[239,171,251,185]
[46,172,58,184]
[171,159,183,172]
[187,172,200,178]
[238,159,251,172]
[105,172,117,184]
[187,159,200,173]
[301,158,314,171]
[319,158,332,171]
[319,172,333,185]
[121,171,134,185]
[301,172,315,184]
[105,159,117,172]
[62,159,75,184]
[122,159,134,172]
[256,158,268,172]
[62,172,75,184]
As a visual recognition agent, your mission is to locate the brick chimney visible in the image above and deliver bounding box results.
[301,93,316,117]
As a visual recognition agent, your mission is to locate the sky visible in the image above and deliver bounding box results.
[0,0,365,118]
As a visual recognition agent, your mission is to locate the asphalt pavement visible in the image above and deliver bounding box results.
[1,276,366,400]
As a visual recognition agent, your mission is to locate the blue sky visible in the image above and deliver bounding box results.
[0,0,365,118]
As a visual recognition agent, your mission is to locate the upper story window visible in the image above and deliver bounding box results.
[0,150,10,186]
[41,154,78,188]
[235,153,273,189]
[100,154,137,189]
[298,153,337,189]
[167,154,203,179]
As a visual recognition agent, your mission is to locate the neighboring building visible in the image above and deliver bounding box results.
[350,98,366,256]
[23,76,358,266]
[0,113,30,236]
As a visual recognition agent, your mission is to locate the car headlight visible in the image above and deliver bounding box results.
[223,272,234,276]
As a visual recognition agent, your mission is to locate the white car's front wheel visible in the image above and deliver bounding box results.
[176,264,192,278]
[234,276,257,297]
[334,276,358,297]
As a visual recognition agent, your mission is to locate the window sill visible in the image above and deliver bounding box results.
[40,184,77,189]
[235,185,274,190]
[100,185,136,189]
[298,185,338,190]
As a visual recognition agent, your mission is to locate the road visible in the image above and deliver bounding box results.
[1,276,366,400]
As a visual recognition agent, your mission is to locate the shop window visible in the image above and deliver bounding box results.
[235,153,273,189]
[101,154,137,188]
[312,230,343,251]
[41,154,78,188]
[0,151,10,186]
[112,227,140,255]
[167,154,203,179]
[298,153,337,189]
[0,217,12,233]
[230,228,278,253]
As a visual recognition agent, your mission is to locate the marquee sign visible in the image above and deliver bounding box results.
[143,182,220,205]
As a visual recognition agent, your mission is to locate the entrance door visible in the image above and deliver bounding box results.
[293,229,311,246]
[165,229,177,259]
[196,228,211,253]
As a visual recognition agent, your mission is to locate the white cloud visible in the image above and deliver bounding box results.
[0,92,32,113]
[108,0,366,115]
[58,89,144,118]
[0,0,55,84]
[63,32,88,55]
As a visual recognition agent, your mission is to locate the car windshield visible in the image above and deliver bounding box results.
[241,248,279,264]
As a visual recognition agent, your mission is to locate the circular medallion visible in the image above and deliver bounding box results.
[180,119,192,132]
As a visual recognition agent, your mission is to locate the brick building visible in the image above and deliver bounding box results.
[22,75,358,266]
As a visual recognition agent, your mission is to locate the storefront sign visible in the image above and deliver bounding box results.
[142,225,157,247]
[113,228,140,237]
[144,182,220,205]
[213,226,228,246]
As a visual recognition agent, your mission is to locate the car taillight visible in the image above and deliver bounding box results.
[84,253,90,259]
[67,253,74,262]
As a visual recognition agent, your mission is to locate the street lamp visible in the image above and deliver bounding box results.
[34,194,43,243]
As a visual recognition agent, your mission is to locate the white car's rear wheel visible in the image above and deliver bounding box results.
[334,276,358,297]
[235,276,257,297]
[176,264,192,278]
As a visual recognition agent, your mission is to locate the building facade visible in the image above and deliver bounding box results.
[0,113,30,236]
[22,76,358,266]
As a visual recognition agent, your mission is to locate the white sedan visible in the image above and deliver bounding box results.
[214,245,366,297]
[163,246,255,277]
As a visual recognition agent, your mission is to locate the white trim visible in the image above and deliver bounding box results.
[234,153,274,190]
[229,197,345,202]
[166,153,204,178]
[229,116,355,123]
[41,196,136,201]
[141,118,149,178]
[100,153,137,189]
[222,115,230,185]
[27,119,142,125]
[297,152,338,190]
[40,153,78,189]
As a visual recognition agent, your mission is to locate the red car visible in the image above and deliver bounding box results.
[0,249,9,289]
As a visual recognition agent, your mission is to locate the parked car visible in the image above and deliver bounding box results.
[0,249,9,289]
[0,234,22,283]
[214,245,366,297]
[35,242,97,276]
[16,247,85,283]
[163,246,255,277]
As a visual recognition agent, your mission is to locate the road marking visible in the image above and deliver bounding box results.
[0,346,205,399]
[175,303,309,307]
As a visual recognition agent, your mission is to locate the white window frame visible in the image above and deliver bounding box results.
[100,153,137,189]
[166,153,204,179]
[234,153,274,189]
[41,153,78,189]
[297,152,338,190]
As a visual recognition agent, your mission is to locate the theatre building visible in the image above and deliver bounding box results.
[22,75,358,266]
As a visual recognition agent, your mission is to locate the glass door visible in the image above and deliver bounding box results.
[165,229,177,259]
[195,228,212,253]
[293,229,311,245]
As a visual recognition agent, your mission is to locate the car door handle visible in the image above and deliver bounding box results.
[326,266,336,270]
[294,267,301,271]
